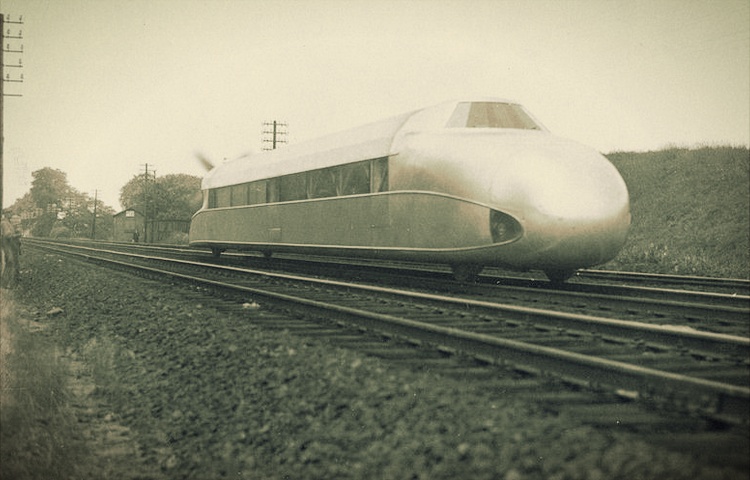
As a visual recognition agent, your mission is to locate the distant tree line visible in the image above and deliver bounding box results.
[3,167,202,240]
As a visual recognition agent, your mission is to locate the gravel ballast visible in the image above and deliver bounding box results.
[5,247,746,479]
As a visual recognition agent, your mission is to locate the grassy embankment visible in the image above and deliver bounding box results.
[605,146,749,279]
[0,292,90,479]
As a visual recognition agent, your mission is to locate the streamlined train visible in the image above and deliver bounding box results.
[189,98,631,282]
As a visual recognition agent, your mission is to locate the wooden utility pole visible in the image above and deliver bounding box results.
[91,190,98,239]
[140,164,156,242]
[1,14,4,214]
[1,13,24,214]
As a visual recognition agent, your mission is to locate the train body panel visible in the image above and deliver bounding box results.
[190,98,631,280]
[190,192,501,252]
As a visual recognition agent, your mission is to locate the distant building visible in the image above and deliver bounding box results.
[112,209,145,243]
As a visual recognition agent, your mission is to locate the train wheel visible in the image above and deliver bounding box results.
[545,269,574,284]
[451,264,483,282]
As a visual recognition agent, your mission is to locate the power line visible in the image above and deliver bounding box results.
[262,121,288,151]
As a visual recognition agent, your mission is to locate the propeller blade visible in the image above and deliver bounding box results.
[195,152,214,171]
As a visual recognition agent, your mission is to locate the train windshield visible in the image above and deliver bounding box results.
[446,102,541,129]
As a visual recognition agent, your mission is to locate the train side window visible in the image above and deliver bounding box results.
[279,172,306,201]
[208,189,218,209]
[249,180,267,205]
[371,157,389,192]
[338,161,370,195]
[266,178,279,203]
[216,186,231,208]
[231,183,249,206]
[308,168,338,199]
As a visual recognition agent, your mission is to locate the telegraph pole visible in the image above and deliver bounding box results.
[140,163,156,242]
[91,190,98,240]
[262,121,288,151]
[1,13,24,214]
[1,14,3,215]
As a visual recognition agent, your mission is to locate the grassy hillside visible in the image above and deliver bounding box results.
[603,146,749,279]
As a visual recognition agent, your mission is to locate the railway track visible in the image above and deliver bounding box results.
[83,240,749,338]
[576,268,750,291]
[53,239,750,292]
[26,239,750,430]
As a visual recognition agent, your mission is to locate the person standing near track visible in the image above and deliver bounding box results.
[1,214,21,288]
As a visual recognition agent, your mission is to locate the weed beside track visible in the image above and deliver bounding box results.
[1,291,92,479]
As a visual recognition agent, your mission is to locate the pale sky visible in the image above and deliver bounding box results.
[2,0,748,211]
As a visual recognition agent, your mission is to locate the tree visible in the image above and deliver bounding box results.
[5,191,37,223]
[7,167,117,238]
[30,168,69,211]
[154,174,203,219]
[119,173,202,221]
[26,168,72,237]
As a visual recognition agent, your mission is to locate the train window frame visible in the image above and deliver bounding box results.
[215,186,231,208]
[338,161,370,196]
[230,183,249,207]
[371,157,389,192]
[205,156,389,209]
[267,178,280,203]
[279,172,306,202]
[308,168,338,199]
[249,180,267,205]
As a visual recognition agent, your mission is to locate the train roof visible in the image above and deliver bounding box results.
[202,97,524,190]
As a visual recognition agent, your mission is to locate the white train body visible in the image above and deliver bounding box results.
[189,98,631,281]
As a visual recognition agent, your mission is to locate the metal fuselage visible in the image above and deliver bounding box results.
[190,99,631,279]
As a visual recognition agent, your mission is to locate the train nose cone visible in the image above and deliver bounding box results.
[538,211,630,267]
[526,144,629,221]
[494,138,631,268]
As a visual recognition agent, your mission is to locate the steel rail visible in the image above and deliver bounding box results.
[29,241,750,421]
[27,239,750,359]
[562,281,750,306]
[35,240,750,308]
[578,268,750,290]
[214,250,750,309]
[443,277,750,325]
